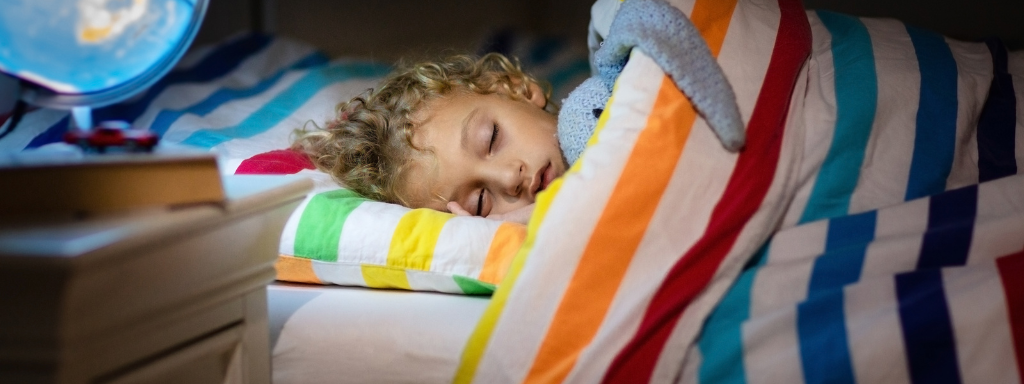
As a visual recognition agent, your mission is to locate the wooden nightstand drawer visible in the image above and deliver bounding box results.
[101,324,244,384]
[0,175,312,383]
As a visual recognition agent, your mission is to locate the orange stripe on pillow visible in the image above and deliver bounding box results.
[689,0,738,57]
[524,76,698,384]
[274,255,323,284]
[478,222,527,284]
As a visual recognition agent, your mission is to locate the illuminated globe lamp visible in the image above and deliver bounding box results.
[0,0,208,152]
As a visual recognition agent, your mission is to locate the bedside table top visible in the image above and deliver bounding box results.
[0,175,312,259]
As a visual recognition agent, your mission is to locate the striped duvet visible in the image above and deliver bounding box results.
[455,0,1024,383]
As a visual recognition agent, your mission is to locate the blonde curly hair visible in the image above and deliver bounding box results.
[293,53,554,206]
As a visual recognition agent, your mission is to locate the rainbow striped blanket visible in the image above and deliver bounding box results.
[454,0,1024,383]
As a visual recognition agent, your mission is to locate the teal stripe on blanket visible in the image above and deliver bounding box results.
[905,25,958,200]
[697,243,769,384]
[800,11,878,224]
[150,52,329,136]
[180,62,390,148]
[294,189,368,262]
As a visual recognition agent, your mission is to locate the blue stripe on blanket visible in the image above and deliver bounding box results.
[896,185,977,384]
[180,62,389,148]
[797,210,875,384]
[149,52,329,136]
[918,185,976,269]
[800,11,877,224]
[808,211,876,291]
[905,25,958,200]
[697,244,770,384]
[24,34,274,149]
[896,269,962,384]
[24,115,70,150]
[797,290,852,384]
[978,39,1018,182]
[93,34,275,125]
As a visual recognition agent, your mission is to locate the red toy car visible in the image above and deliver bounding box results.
[64,120,159,153]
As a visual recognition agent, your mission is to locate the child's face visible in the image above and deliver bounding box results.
[404,90,567,217]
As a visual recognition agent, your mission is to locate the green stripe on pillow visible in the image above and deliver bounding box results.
[453,275,496,295]
[294,189,367,262]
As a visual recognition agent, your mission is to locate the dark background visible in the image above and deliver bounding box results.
[194,0,1023,60]
[1,0,1019,115]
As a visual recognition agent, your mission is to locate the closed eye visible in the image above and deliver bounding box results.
[475,189,485,216]
[488,123,498,153]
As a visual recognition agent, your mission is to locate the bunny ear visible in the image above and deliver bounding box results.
[558,76,613,166]
[593,0,746,152]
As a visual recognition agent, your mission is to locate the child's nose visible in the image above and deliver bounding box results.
[487,161,526,198]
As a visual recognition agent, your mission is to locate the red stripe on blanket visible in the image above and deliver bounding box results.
[997,248,1024,382]
[234,149,315,175]
[601,0,811,381]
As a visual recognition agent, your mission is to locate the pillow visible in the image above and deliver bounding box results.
[236,149,526,295]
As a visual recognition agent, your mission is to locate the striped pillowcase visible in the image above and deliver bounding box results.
[275,185,526,295]
[235,151,526,295]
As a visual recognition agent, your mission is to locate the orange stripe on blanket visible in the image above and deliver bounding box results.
[524,76,697,384]
[522,1,734,380]
[690,0,737,57]
[478,222,527,284]
[275,255,322,284]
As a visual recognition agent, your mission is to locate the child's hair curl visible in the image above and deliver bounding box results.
[293,53,553,205]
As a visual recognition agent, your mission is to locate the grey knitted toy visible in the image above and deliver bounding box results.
[557,0,746,165]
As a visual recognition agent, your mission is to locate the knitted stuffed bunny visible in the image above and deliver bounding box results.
[557,0,746,165]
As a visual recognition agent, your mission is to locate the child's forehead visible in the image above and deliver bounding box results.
[410,92,487,142]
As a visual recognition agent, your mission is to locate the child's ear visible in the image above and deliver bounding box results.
[527,81,547,109]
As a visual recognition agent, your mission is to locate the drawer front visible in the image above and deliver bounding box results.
[100,325,243,384]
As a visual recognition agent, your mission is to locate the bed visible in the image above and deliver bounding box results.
[3,0,1023,383]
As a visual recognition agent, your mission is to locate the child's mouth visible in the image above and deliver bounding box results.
[535,162,553,195]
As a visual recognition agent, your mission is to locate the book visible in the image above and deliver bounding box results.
[0,150,224,218]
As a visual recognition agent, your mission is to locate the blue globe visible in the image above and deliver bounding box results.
[0,0,206,108]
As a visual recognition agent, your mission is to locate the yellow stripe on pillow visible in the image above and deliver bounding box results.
[387,208,452,271]
[361,264,412,289]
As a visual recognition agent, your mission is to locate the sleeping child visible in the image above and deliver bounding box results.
[293,0,747,225]
[293,53,567,225]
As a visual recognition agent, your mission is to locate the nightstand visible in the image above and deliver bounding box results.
[0,175,312,384]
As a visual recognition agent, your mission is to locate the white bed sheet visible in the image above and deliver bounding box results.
[268,282,489,384]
